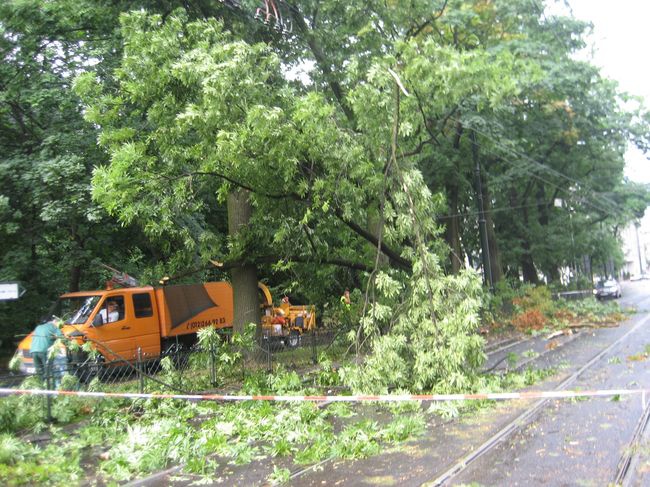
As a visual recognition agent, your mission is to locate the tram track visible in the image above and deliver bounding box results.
[424,313,650,486]
[284,327,601,485]
[484,335,529,355]
[116,285,650,486]
[614,390,650,486]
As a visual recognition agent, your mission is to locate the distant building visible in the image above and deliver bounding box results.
[621,213,650,278]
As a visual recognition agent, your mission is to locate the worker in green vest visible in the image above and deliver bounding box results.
[29,319,63,381]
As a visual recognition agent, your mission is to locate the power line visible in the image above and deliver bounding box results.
[480,142,615,217]
[455,120,622,216]
[439,202,549,220]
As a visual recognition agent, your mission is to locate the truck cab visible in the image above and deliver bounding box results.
[16,287,162,373]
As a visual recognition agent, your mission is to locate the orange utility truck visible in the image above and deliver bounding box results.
[16,281,316,375]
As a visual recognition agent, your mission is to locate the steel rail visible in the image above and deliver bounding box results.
[425,313,650,486]
[484,336,531,355]
[286,325,595,484]
[510,330,581,373]
[614,392,650,486]
[483,330,579,374]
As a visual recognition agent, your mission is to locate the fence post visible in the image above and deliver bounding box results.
[241,342,246,382]
[311,330,317,365]
[266,337,272,372]
[210,342,217,387]
[137,347,144,394]
[45,363,53,423]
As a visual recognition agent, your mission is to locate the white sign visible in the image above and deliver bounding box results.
[0,282,25,300]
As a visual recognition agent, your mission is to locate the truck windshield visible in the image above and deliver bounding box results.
[53,296,101,325]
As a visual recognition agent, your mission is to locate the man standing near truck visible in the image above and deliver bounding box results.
[29,319,63,380]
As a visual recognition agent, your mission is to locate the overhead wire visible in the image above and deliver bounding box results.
[440,202,552,221]
[462,122,622,217]
[435,135,616,222]
[468,113,623,209]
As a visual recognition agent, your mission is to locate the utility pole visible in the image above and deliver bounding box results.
[470,130,493,290]
[635,221,643,275]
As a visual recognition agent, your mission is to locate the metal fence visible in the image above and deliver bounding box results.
[553,290,593,301]
[257,328,340,371]
[1,329,339,421]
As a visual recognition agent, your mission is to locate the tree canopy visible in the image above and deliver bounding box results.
[1,0,648,388]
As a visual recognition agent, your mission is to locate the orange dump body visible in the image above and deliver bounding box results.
[154,282,234,338]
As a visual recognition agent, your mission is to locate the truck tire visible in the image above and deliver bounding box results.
[287,330,300,348]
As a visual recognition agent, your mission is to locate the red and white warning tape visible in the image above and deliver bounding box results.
[0,387,646,403]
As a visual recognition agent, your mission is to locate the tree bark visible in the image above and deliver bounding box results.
[520,207,539,284]
[482,175,503,283]
[227,189,260,336]
[445,182,463,273]
[521,241,539,284]
[69,265,81,293]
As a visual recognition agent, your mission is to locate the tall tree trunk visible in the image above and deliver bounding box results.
[445,182,463,273]
[227,189,260,336]
[521,238,539,284]
[520,207,539,284]
[481,175,503,283]
[69,265,81,292]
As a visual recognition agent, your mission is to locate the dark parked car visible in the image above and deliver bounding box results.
[594,279,622,299]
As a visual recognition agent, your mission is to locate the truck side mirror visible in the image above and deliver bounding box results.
[92,314,104,327]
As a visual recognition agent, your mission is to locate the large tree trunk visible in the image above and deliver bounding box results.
[227,189,260,336]
[510,191,539,285]
[69,265,81,292]
[445,182,463,274]
[482,177,503,283]
[521,238,539,284]
[520,207,539,284]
